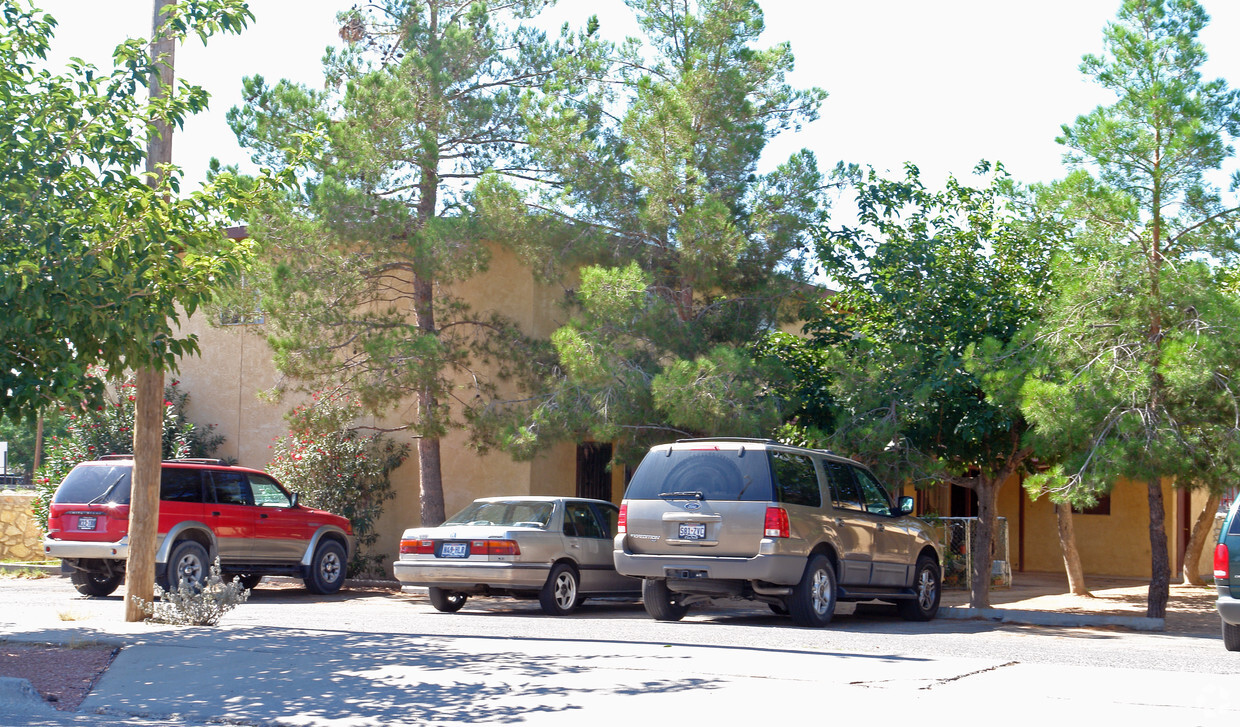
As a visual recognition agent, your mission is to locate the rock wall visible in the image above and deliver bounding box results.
[0,492,42,561]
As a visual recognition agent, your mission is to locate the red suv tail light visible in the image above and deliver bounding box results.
[764,507,790,538]
[1216,543,1231,580]
[400,539,435,555]
[618,504,628,534]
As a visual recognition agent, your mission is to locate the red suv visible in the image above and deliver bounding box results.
[42,456,354,597]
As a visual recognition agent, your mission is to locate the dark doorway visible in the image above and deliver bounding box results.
[576,442,613,502]
[950,484,978,517]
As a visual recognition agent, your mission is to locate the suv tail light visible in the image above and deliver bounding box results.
[618,504,628,534]
[764,507,790,538]
[1216,543,1231,580]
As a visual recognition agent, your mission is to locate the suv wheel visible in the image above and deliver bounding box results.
[304,540,347,594]
[898,555,941,621]
[788,554,837,628]
[642,578,689,621]
[539,562,582,616]
[70,566,123,597]
[428,587,468,612]
[1224,620,1240,652]
[238,574,263,590]
[167,541,210,592]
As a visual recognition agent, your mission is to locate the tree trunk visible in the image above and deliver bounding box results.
[969,481,999,609]
[1055,502,1091,596]
[412,271,446,527]
[1182,492,1221,586]
[124,367,164,621]
[1146,476,1171,619]
[125,0,176,623]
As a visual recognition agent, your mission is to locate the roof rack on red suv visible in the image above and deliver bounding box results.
[43,457,354,597]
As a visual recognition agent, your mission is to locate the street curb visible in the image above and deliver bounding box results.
[0,562,60,575]
[0,677,51,710]
[939,605,1166,631]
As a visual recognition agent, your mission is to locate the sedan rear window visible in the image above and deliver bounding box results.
[445,500,554,528]
[53,465,133,505]
[624,449,774,501]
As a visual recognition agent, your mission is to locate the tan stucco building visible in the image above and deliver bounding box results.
[175,244,625,574]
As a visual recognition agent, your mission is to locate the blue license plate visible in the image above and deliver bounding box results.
[78,516,97,531]
[440,542,469,558]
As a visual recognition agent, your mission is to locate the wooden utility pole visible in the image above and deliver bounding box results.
[124,0,175,622]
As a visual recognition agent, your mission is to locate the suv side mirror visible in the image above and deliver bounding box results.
[290,492,300,508]
[897,496,915,515]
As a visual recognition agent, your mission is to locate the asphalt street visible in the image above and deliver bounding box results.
[1,576,1236,726]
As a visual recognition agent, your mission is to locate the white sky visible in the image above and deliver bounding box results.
[30,0,1240,192]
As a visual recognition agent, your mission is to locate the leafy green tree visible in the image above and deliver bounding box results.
[32,372,225,531]
[266,396,409,577]
[228,0,564,526]
[0,0,279,422]
[1021,0,1240,618]
[477,0,828,460]
[804,162,1056,608]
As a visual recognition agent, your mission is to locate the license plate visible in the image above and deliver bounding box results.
[77,516,97,531]
[678,523,706,540]
[440,542,469,558]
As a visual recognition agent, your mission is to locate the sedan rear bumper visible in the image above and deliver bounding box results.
[393,559,550,590]
[1218,586,1240,625]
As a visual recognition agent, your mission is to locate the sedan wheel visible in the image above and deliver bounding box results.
[428,587,469,612]
[539,562,582,616]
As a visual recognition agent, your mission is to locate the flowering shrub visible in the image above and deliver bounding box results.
[32,372,226,530]
[266,396,408,578]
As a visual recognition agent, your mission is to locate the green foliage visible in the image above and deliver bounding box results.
[804,162,1054,487]
[1024,0,1240,500]
[477,0,829,461]
[0,0,294,424]
[31,373,225,531]
[227,0,562,524]
[132,559,250,626]
[265,396,409,577]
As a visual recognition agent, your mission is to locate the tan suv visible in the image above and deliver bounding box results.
[614,438,942,627]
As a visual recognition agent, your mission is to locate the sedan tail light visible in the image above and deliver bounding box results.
[474,539,520,556]
[399,539,435,555]
[764,507,790,538]
[618,504,628,534]
[1216,543,1231,580]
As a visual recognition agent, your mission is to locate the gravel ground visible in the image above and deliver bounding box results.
[0,643,119,710]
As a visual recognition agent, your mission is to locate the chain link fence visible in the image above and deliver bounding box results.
[924,516,1011,590]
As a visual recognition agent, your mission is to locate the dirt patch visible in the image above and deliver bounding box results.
[0,643,118,711]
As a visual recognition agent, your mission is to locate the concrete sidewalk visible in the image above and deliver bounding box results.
[937,571,1220,633]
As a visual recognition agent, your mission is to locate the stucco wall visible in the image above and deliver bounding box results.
[175,242,583,575]
[0,492,42,562]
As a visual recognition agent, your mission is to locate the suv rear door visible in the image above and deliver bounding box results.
[157,467,206,535]
[205,469,257,562]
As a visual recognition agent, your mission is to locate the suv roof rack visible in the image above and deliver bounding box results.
[97,454,134,460]
[165,458,230,465]
[674,437,782,445]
